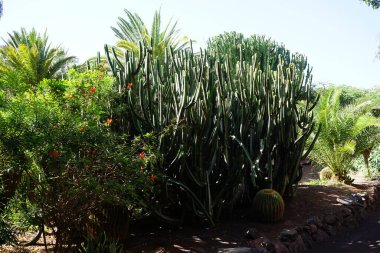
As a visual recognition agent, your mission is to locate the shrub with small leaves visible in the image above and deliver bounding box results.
[0,70,161,249]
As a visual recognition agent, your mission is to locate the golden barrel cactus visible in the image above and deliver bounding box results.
[253,189,285,223]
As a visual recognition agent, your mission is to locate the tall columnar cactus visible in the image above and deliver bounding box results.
[104,34,318,225]
[208,32,319,195]
[207,32,307,73]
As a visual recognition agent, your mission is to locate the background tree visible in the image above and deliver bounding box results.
[310,88,380,181]
[361,0,380,8]
[0,28,76,86]
[0,0,3,19]
[110,9,190,59]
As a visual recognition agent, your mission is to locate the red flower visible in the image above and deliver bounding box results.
[148,175,157,182]
[89,87,96,93]
[79,127,85,133]
[139,152,145,159]
[50,151,60,157]
[105,118,113,125]
[128,82,133,88]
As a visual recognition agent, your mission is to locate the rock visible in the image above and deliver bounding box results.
[333,210,344,223]
[190,247,209,253]
[279,229,298,242]
[273,241,289,253]
[368,195,375,206]
[341,207,352,218]
[311,229,329,242]
[245,228,259,239]
[218,247,264,253]
[284,235,306,253]
[373,185,380,198]
[248,237,275,253]
[309,224,318,234]
[359,208,367,219]
[335,223,344,232]
[358,192,369,205]
[302,225,311,234]
[299,231,314,249]
[306,216,323,227]
[349,193,366,207]
[342,216,358,229]
[324,215,337,225]
[336,197,353,206]
[347,205,360,215]
[321,224,337,236]
[303,224,318,234]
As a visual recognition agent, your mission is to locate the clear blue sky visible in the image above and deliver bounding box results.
[1,0,379,88]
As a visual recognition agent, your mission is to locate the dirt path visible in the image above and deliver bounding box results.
[306,209,380,253]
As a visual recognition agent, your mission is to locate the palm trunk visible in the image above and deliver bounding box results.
[363,148,372,177]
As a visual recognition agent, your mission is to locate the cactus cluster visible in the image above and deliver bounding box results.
[104,33,319,225]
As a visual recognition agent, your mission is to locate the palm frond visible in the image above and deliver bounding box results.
[0,28,75,85]
[311,88,380,179]
[110,9,190,59]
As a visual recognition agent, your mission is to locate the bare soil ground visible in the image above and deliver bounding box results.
[0,165,375,253]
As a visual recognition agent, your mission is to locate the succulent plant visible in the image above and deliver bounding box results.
[319,167,334,181]
[252,189,285,223]
[104,32,318,225]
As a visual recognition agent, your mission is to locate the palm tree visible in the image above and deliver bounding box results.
[0,28,76,86]
[361,0,380,8]
[310,89,380,181]
[110,9,190,59]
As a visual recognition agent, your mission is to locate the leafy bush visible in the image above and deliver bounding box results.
[0,69,160,249]
[369,146,380,172]
[0,216,15,245]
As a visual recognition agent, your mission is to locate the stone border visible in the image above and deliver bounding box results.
[218,184,380,253]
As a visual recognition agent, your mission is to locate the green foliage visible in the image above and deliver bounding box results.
[310,88,380,181]
[361,0,380,8]
[252,189,285,223]
[302,180,344,186]
[111,9,190,59]
[355,145,380,178]
[0,28,76,86]
[339,86,367,106]
[315,85,379,108]
[0,217,15,245]
[369,146,380,172]
[105,32,317,225]
[0,69,160,248]
[77,234,123,253]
